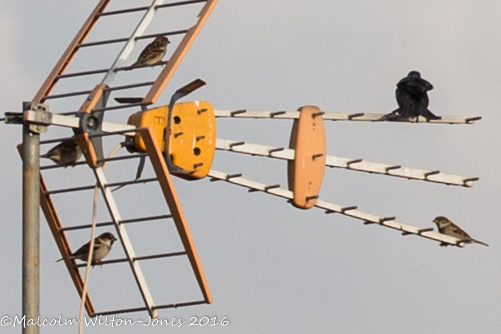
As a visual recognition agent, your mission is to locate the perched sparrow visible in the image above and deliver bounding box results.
[41,138,82,167]
[383,71,440,122]
[433,216,488,247]
[129,36,170,69]
[57,232,118,265]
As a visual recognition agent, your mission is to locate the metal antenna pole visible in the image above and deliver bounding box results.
[22,112,40,334]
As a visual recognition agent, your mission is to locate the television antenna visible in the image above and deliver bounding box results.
[4,0,481,328]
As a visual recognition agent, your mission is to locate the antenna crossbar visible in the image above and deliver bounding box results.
[214,109,481,124]
[215,138,478,187]
[208,169,462,247]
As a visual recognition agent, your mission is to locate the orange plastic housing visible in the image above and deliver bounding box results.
[127,101,216,179]
[287,106,326,209]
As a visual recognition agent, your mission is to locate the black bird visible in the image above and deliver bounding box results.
[386,71,441,122]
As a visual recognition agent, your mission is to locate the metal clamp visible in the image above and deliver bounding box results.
[21,102,52,133]
[164,79,206,175]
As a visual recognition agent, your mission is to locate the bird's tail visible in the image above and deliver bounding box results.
[125,62,141,71]
[127,59,152,70]
[56,255,76,262]
[472,239,489,247]
[419,107,441,121]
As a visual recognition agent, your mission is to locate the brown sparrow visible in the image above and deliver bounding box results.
[41,138,82,167]
[57,232,118,265]
[129,36,170,69]
[433,216,488,247]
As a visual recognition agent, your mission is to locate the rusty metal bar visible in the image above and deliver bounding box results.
[45,185,96,195]
[91,103,144,113]
[60,214,173,232]
[94,299,207,317]
[40,136,78,145]
[44,81,154,100]
[40,161,86,170]
[41,153,148,170]
[75,251,187,267]
[97,6,150,17]
[96,0,207,18]
[79,37,133,48]
[154,300,208,309]
[107,81,154,91]
[59,105,129,116]
[143,0,219,104]
[88,128,138,138]
[45,178,158,195]
[156,0,208,9]
[57,68,110,79]
[43,90,93,100]
[106,177,158,188]
[140,127,212,303]
[17,144,96,317]
[56,62,163,79]
[78,29,189,49]
[96,153,148,164]
[138,30,189,39]
[34,0,112,102]
[94,299,208,317]
[92,300,207,319]
[95,307,149,317]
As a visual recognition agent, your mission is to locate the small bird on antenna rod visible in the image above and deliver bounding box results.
[41,137,82,167]
[128,36,170,70]
[433,216,488,247]
[57,232,118,265]
[382,71,441,122]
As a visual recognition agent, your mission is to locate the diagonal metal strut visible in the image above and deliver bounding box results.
[93,167,158,318]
